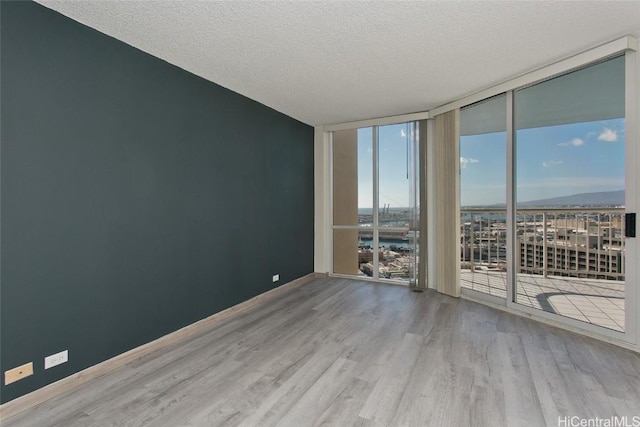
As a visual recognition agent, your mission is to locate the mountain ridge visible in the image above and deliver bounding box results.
[467,190,625,208]
[520,190,624,207]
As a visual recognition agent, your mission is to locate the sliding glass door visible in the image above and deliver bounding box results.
[332,122,419,284]
[459,95,508,299]
[513,56,627,332]
[458,54,633,337]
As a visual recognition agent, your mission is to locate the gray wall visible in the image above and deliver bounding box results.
[0,1,314,404]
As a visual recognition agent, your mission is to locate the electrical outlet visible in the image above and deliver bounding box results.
[5,362,33,385]
[44,350,68,369]
[272,274,280,282]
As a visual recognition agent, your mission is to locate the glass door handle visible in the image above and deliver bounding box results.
[626,213,636,238]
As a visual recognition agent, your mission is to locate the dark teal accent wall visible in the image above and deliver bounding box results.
[0,1,314,404]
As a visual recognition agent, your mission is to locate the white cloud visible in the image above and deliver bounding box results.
[598,128,618,142]
[400,129,407,137]
[460,157,479,169]
[558,138,584,147]
[542,160,564,168]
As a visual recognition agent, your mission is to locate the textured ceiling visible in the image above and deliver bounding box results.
[36,1,640,126]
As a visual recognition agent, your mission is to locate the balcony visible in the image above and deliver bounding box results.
[460,207,625,332]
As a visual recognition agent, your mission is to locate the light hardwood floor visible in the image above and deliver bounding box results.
[4,277,640,427]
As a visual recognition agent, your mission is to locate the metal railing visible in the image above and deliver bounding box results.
[461,207,625,281]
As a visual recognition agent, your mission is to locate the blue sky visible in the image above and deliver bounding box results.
[357,124,414,209]
[354,118,625,208]
[461,118,625,206]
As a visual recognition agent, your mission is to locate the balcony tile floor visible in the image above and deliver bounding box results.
[460,270,625,332]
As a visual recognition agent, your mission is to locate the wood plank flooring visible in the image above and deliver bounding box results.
[4,277,640,426]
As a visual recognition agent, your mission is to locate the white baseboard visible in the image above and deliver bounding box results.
[0,272,320,421]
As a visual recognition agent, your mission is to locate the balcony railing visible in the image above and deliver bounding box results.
[461,207,625,280]
[461,207,626,331]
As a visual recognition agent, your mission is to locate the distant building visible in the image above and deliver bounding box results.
[460,213,625,281]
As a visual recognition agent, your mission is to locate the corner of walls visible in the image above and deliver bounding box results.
[314,126,331,274]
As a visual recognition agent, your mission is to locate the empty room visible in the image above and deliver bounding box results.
[1,1,640,426]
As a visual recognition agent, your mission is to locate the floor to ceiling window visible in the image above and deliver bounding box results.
[457,54,631,335]
[459,95,508,299]
[322,37,636,347]
[514,55,627,332]
[332,122,419,283]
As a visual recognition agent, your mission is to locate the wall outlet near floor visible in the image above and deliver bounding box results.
[272,274,280,283]
[5,362,34,385]
[44,350,68,369]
